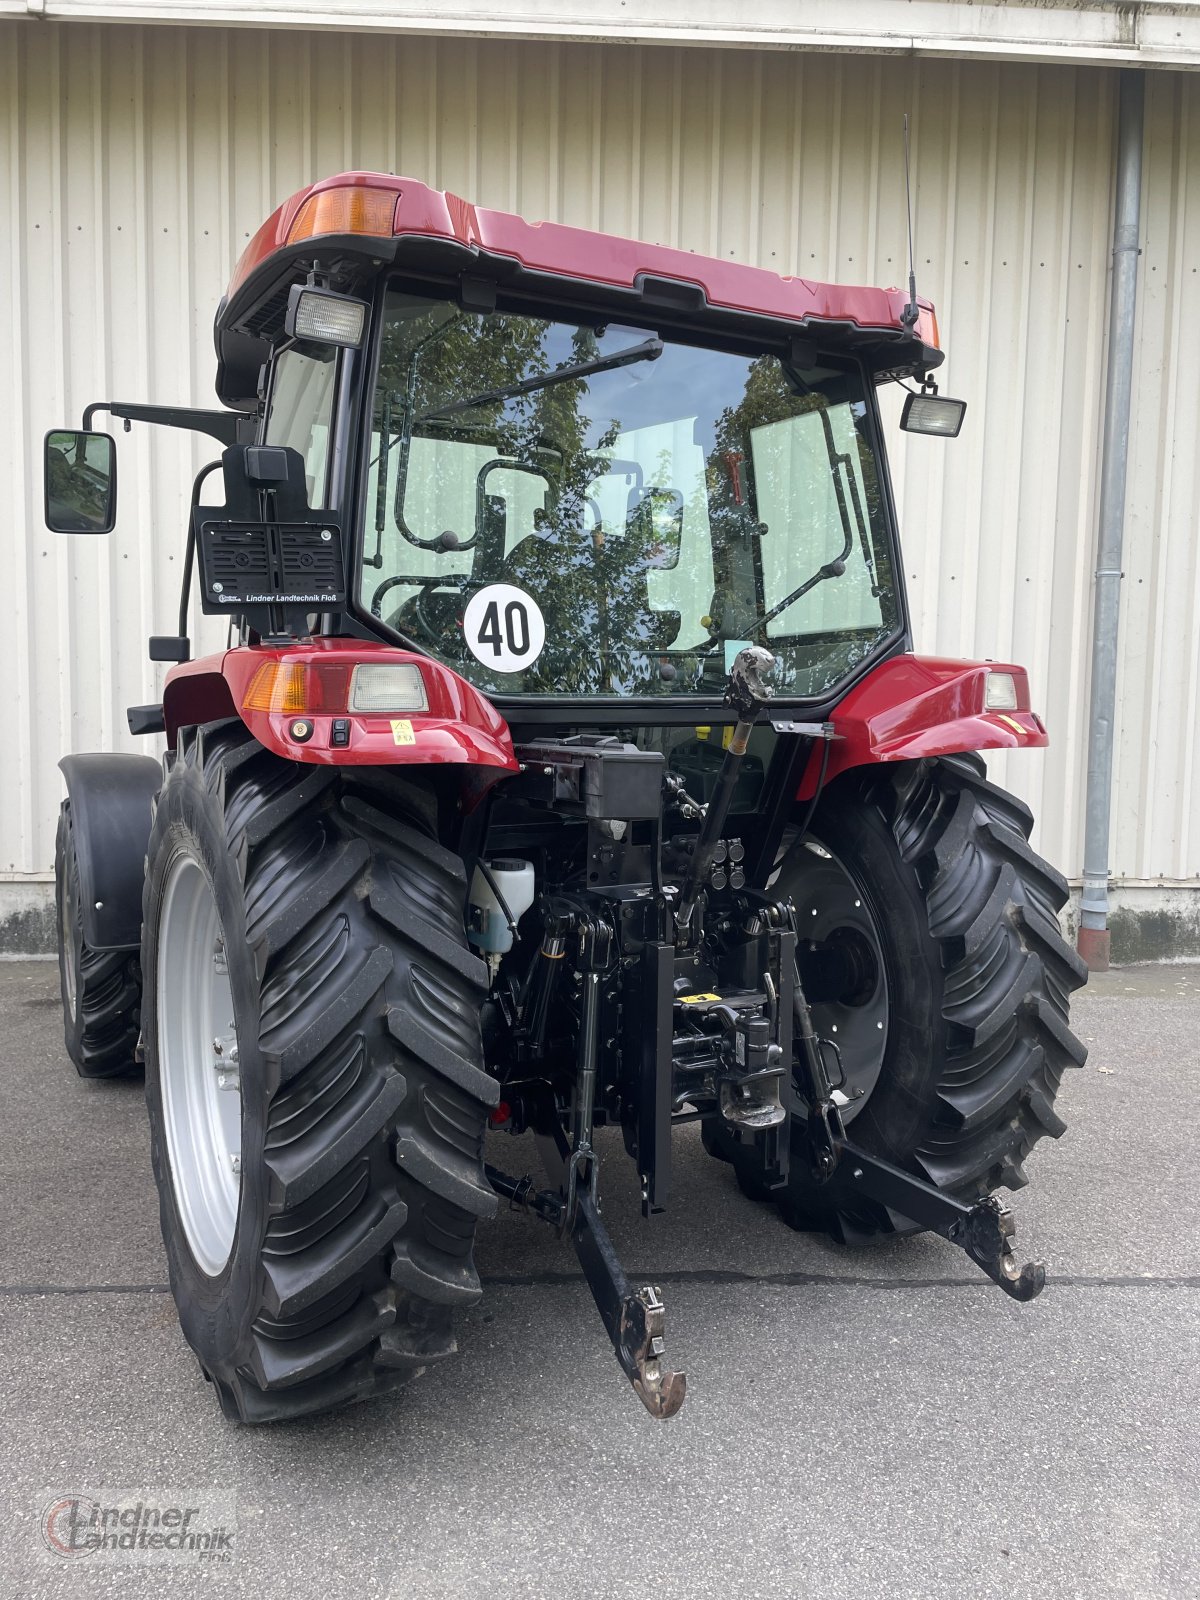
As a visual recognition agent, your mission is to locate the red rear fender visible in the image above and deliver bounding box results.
[798,655,1047,800]
[163,641,517,771]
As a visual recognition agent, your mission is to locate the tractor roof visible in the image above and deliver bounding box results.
[215,171,939,408]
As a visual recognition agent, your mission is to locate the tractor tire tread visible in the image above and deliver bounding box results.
[144,718,492,1422]
[720,754,1086,1239]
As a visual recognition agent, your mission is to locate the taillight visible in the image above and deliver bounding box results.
[242,660,353,714]
[241,658,428,717]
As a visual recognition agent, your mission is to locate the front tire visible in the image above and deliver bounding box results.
[720,755,1088,1240]
[142,720,497,1422]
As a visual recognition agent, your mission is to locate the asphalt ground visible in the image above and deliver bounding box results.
[1,957,1197,1600]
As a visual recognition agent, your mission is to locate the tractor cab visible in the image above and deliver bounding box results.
[201,177,953,712]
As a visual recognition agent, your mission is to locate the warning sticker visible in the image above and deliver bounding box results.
[390,719,415,746]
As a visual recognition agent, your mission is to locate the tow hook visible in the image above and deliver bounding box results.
[948,1196,1045,1302]
[619,1286,686,1419]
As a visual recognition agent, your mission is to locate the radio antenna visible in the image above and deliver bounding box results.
[900,113,920,329]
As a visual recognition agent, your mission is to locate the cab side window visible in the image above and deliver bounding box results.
[264,350,337,508]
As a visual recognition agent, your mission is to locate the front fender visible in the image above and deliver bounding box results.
[797,655,1047,800]
[59,753,161,949]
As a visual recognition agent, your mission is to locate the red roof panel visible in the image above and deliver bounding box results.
[226,171,937,343]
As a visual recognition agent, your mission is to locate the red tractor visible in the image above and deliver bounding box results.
[45,173,1085,1423]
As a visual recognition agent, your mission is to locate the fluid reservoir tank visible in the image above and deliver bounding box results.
[467,858,536,955]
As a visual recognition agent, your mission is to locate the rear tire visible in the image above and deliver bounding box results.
[142,720,497,1422]
[55,803,141,1079]
[717,755,1088,1240]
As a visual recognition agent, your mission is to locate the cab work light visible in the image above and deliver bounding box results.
[285,284,367,349]
[900,390,966,438]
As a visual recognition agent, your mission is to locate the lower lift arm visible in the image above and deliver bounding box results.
[792,974,1045,1301]
[485,899,688,1422]
[486,1116,687,1420]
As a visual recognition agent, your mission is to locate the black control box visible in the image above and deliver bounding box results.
[515,736,664,820]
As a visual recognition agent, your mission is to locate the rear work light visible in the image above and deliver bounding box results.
[900,390,967,438]
[984,671,1020,712]
[349,663,428,713]
[242,658,427,716]
[285,285,366,349]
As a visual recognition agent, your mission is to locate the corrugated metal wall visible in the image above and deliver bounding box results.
[1113,74,1200,881]
[3,21,1198,890]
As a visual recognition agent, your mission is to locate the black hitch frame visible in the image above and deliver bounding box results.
[480,650,1044,1422]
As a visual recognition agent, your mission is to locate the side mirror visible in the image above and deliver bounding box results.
[900,391,966,438]
[44,429,117,533]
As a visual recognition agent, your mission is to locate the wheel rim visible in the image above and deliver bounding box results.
[157,851,242,1276]
[61,859,78,1024]
[786,838,889,1125]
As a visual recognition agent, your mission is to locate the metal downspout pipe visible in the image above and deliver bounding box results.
[1077,69,1145,972]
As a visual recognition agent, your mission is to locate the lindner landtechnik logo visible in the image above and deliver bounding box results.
[40,1494,235,1563]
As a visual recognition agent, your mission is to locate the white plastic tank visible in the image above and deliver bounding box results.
[467,858,536,955]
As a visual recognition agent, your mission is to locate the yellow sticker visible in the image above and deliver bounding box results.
[678,992,721,1004]
[390,719,415,746]
[996,714,1026,735]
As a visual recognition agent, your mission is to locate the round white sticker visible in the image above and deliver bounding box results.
[462,584,546,673]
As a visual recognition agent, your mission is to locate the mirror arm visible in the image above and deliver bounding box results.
[81,401,255,446]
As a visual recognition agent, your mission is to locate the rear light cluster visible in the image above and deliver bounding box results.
[242,660,428,716]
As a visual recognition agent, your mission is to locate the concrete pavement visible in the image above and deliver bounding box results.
[1,959,1197,1600]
